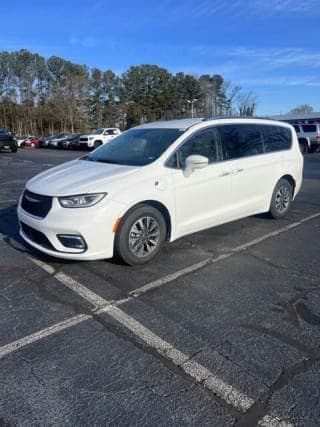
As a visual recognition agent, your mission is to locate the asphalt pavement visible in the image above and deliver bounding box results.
[0,148,319,426]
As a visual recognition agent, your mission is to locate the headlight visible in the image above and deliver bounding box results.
[88,137,94,140]
[58,193,107,208]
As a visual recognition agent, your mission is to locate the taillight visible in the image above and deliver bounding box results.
[316,135,320,142]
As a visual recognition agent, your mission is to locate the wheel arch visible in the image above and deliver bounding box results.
[119,200,172,241]
[279,174,296,197]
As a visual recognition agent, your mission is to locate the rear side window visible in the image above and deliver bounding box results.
[293,125,300,133]
[262,125,291,152]
[301,125,316,132]
[218,124,263,160]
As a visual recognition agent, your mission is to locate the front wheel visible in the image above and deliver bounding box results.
[93,141,102,150]
[115,205,167,265]
[299,141,308,154]
[269,179,293,219]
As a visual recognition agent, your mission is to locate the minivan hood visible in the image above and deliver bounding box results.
[26,159,140,196]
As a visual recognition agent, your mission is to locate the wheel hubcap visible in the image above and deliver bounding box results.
[275,185,290,213]
[129,216,160,258]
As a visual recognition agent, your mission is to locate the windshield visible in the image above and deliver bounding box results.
[92,128,104,135]
[84,128,184,166]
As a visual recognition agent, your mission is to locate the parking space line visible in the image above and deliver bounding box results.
[0,199,17,204]
[259,414,294,427]
[231,211,320,253]
[0,314,90,360]
[27,255,55,275]
[129,258,214,297]
[55,272,108,308]
[2,211,318,419]
[96,304,254,412]
[130,212,320,298]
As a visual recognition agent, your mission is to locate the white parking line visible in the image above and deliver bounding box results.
[1,212,318,418]
[259,415,294,427]
[129,257,214,297]
[0,199,17,204]
[0,314,90,360]
[27,255,55,275]
[96,304,254,412]
[232,211,320,252]
[55,272,108,308]
[130,212,320,298]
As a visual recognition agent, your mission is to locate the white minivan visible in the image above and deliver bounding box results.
[18,118,303,265]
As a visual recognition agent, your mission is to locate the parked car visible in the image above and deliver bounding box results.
[79,128,121,150]
[15,136,28,147]
[18,117,303,265]
[61,134,81,149]
[293,123,320,153]
[23,136,43,148]
[41,136,54,148]
[48,134,68,148]
[0,128,18,152]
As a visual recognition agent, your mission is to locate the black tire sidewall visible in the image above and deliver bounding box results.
[269,179,292,219]
[115,205,167,265]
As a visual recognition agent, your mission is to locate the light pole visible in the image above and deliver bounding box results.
[187,98,198,118]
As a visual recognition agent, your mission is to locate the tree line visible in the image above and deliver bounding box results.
[0,49,257,135]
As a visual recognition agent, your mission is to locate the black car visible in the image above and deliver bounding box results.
[0,129,18,152]
[61,134,81,149]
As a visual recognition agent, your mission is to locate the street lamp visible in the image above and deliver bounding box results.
[187,99,198,118]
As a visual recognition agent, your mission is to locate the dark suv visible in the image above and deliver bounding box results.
[0,129,17,152]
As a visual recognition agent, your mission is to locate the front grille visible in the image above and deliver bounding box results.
[21,222,55,250]
[80,137,88,142]
[21,190,52,218]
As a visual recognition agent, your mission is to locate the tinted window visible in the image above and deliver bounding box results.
[218,124,263,160]
[262,125,291,152]
[293,125,300,133]
[302,125,316,132]
[86,128,183,166]
[177,128,221,168]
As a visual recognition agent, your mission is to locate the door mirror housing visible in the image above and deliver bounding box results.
[184,154,209,177]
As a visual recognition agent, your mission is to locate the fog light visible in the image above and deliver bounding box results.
[57,234,87,250]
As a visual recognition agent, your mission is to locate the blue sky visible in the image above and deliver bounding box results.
[1,0,320,115]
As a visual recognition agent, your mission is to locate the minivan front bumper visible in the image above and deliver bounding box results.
[17,196,125,260]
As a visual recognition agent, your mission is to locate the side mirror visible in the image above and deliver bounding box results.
[184,154,209,177]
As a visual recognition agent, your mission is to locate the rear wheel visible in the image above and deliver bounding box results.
[115,205,167,265]
[269,179,292,219]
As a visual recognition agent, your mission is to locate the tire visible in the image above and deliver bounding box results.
[269,179,293,219]
[11,146,17,153]
[115,205,167,265]
[299,141,308,154]
[93,141,102,150]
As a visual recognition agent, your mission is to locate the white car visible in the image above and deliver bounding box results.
[79,128,121,150]
[293,123,320,153]
[18,118,303,265]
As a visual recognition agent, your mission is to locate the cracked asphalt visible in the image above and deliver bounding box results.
[0,148,319,426]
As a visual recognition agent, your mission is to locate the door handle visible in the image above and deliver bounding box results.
[232,168,244,174]
[219,171,231,177]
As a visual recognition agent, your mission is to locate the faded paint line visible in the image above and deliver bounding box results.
[97,304,254,412]
[54,271,108,308]
[0,314,90,360]
[130,212,320,298]
[27,255,55,275]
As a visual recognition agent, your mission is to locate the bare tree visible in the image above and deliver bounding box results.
[289,104,314,115]
[236,91,257,116]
